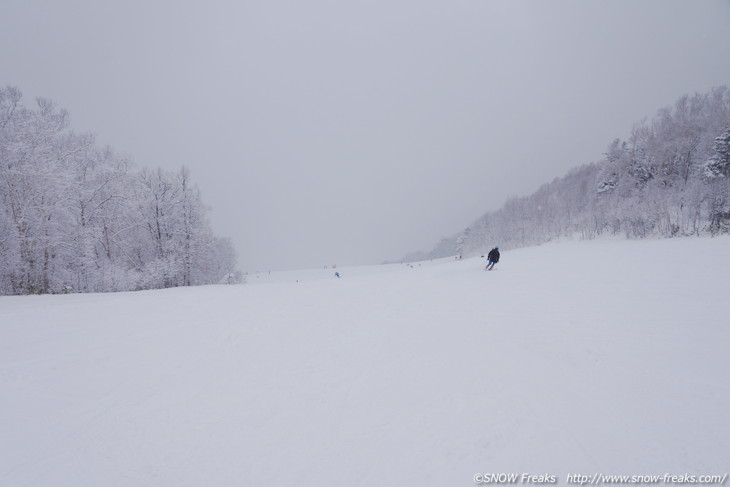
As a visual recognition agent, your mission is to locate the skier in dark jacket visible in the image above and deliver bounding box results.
[486,246,500,270]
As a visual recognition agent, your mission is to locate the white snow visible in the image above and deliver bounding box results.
[1,237,729,486]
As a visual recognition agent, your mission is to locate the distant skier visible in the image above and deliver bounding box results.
[335,272,341,278]
[486,246,500,271]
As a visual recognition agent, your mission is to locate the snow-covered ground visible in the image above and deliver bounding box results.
[1,237,729,486]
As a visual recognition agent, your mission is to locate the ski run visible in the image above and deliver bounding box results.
[1,236,729,486]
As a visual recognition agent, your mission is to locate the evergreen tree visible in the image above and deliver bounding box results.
[704,128,730,179]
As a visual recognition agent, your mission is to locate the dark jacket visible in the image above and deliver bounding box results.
[487,248,500,263]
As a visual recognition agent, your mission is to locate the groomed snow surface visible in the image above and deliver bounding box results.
[1,237,729,486]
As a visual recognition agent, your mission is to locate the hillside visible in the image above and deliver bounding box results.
[414,86,730,261]
[1,237,729,486]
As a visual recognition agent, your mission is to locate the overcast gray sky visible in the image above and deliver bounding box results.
[2,0,730,270]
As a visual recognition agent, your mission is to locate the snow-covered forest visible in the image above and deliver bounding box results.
[0,86,238,295]
[420,86,730,260]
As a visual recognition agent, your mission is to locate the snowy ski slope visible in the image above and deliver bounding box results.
[1,237,729,486]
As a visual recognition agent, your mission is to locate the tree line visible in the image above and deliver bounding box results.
[0,86,238,295]
[422,86,730,260]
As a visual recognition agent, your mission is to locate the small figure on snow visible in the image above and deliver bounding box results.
[335,272,341,278]
[485,246,500,271]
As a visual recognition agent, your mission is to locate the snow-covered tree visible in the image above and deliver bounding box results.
[705,127,730,233]
[705,128,730,179]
